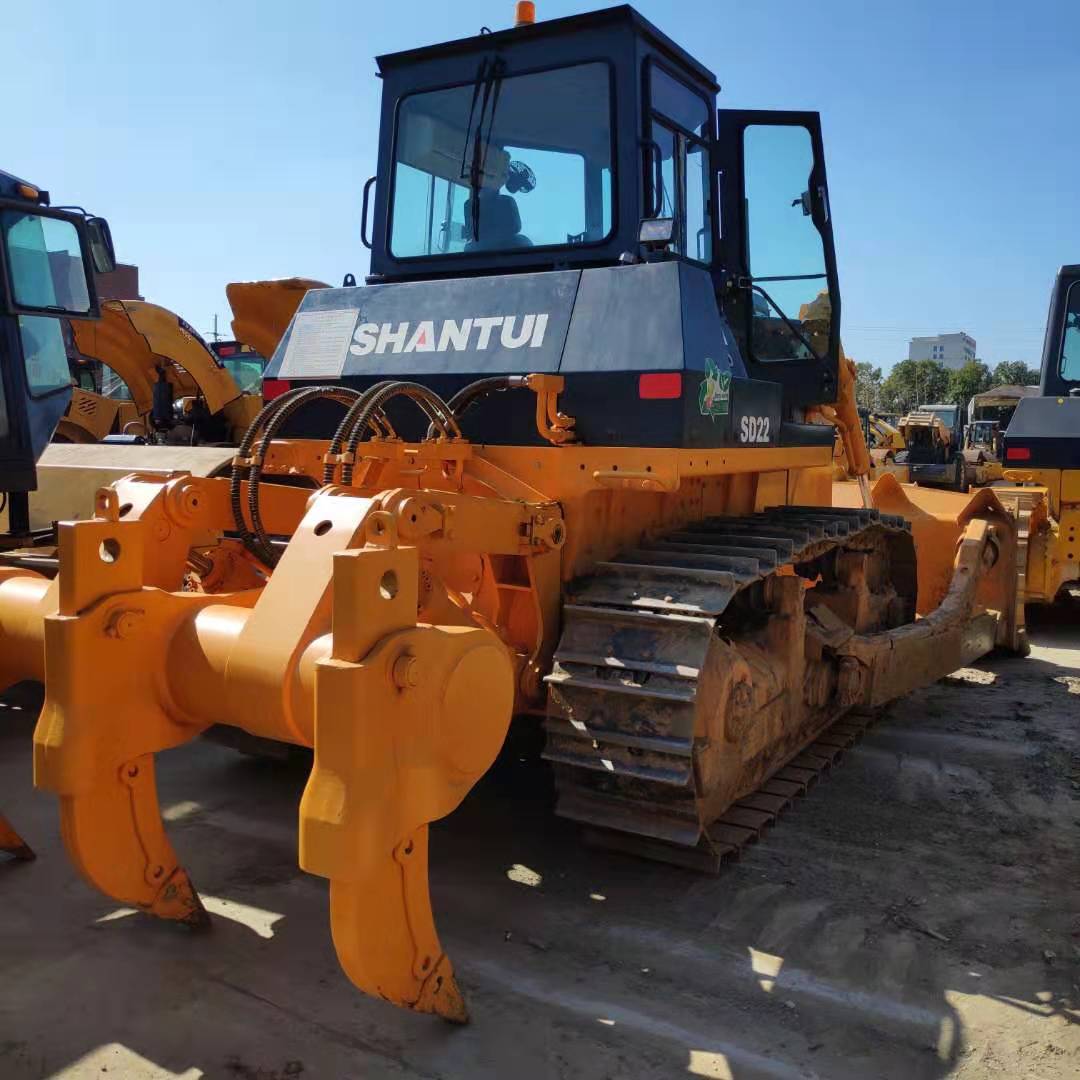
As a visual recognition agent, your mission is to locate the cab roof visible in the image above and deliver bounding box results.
[0,170,40,200]
[375,4,719,91]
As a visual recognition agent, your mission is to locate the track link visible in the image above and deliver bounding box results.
[543,506,913,872]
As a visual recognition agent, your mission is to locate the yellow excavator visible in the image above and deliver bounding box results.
[867,412,905,465]
[828,406,907,481]
[61,298,261,444]
[26,281,326,531]
[0,5,1025,1022]
[57,277,327,447]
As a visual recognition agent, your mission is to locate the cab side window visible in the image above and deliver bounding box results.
[648,65,712,263]
[1061,281,1080,383]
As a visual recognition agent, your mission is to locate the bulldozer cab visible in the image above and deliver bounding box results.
[1004,265,1080,469]
[350,4,841,414]
[0,169,114,532]
[1037,264,1080,399]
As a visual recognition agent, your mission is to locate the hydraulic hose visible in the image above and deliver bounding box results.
[232,381,459,566]
[247,387,365,564]
[323,380,401,486]
[340,382,460,485]
[323,380,450,485]
[424,375,529,440]
[231,385,361,564]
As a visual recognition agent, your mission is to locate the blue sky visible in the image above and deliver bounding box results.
[6,0,1077,369]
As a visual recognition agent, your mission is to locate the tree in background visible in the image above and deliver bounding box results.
[853,361,883,410]
[990,360,1040,386]
[880,359,950,413]
[946,360,993,410]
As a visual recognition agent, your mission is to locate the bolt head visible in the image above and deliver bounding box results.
[392,654,420,689]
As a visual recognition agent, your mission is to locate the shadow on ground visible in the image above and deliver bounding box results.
[1,622,1077,1079]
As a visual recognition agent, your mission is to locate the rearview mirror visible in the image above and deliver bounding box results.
[86,216,116,274]
[791,190,812,216]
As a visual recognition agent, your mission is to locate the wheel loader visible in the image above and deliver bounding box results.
[0,166,116,858]
[0,5,1023,1022]
[999,264,1080,605]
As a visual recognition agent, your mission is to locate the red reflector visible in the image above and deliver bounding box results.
[1005,446,1031,461]
[216,344,236,356]
[262,378,290,401]
[639,372,682,399]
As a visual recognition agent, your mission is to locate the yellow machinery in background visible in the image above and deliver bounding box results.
[0,6,1027,1021]
[23,283,325,531]
[894,405,970,490]
[828,404,908,482]
[962,420,1005,485]
[62,299,261,444]
[867,413,905,466]
[63,280,328,446]
[998,265,1080,606]
[226,277,329,361]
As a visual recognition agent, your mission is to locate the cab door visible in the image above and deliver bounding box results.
[715,110,841,410]
[0,199,109,496]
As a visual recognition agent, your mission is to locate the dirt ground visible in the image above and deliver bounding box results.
[1,610,1078,1080]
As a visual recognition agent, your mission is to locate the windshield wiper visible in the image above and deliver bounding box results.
[460,57,506,244]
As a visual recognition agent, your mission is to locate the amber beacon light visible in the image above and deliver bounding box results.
[515,1,536,26]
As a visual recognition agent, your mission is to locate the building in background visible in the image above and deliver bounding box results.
[907,332,976,370]
[95,262,141,301]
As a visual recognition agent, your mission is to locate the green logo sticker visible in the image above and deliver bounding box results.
[698,358,731,419]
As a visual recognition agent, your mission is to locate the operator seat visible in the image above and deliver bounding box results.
[463,190,533,251]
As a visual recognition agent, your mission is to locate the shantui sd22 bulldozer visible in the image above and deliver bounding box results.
[0,6,1025,1021]
[0,166,116,858]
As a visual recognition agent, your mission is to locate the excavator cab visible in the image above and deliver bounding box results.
[0,169,115,540]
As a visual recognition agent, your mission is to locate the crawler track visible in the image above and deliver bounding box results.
[544,506,915,872]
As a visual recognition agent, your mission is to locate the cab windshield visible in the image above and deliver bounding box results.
[925,405,959,427]
[219,356,264,393]
[390,62,613,258]
[1,209,92,316]
[101,368,134,400]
